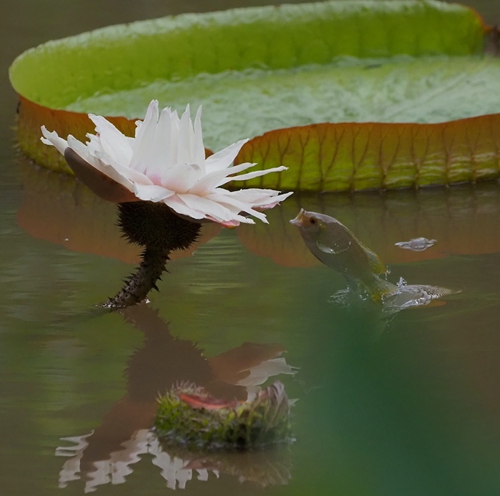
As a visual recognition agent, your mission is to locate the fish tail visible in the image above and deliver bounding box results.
[364,275,397,303]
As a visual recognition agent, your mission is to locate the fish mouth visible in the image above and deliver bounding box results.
[289,208,306,227]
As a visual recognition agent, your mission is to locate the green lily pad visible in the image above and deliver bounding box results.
[9,0,495,190]
[10,1,484,108]
[66,56,500,152]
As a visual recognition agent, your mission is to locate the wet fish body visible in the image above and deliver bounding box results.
[290,209,395,301]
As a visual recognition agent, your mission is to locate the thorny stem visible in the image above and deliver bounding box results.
[102,246,170,309]
[102,202,201,309]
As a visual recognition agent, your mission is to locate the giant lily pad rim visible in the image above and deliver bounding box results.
[9,0,487,109]
[9,0,497,191]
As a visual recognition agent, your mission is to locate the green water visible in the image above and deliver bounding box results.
[2,1,500,495]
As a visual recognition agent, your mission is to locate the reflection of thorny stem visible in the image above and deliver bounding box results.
[103,202,201,309]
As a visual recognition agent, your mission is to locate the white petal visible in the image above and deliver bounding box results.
[155,107,176,169]
[134,183,175,202]
[227,165,288,183]
[67,136,135,192]
[226,188,293,207]
[40,126,68,155]
[165,194,252,225]
[179,193,235,222]
[204,139,249,174]
[161,163,203,193]
[187,161,258,196]
[85,133,105,158]
[129,100,159,174]
[92,149,154,187]
[163,195,205,221]
[177,105,194,165]
[193,106,205,166]
[67,135,105,171]
[88,115,133,166]
[206,191,268,223]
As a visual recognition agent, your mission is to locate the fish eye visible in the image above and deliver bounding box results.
[310,217,316,224]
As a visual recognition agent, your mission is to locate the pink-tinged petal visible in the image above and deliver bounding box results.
[64,148,139,203]
[228,165,288,183]
[219,219,241,228]
[40,100,291,224]
[40,126,68,155]
[204,139,249,173]
[188,161,258,196]
[134,183,175,202]
[161,163,203,192]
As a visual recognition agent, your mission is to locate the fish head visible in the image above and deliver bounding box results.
[290,209,326,240]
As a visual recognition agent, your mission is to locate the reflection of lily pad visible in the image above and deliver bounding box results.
[9,0,495,190]
[16,157,221,263]
[237,185,500,267]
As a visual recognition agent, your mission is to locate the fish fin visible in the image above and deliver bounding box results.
[316,241,349,254]
[361,243,388,275]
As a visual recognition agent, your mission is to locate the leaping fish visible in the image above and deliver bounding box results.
[290,209,396,302]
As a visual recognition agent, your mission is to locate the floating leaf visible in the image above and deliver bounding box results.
[235,114,500,191]
[9,0,494,190]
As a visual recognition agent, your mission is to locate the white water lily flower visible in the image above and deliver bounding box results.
[41,100,292,227]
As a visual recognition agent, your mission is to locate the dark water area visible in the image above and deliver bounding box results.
[2,1,500,495]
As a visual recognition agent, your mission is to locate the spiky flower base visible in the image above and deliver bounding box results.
[103,202,201,309]
[155,381,293,451]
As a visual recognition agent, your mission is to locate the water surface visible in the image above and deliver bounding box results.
[1,1,500,495]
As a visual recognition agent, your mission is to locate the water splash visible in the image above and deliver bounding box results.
[395,237,437,252]
[381,277,458,313]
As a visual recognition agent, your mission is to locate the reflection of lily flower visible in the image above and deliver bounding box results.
[41,100,292,227]
[57,429,291,492]
[56,430,220,492]
[54,304,297,491]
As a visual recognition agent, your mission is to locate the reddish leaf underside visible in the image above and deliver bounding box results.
[10,1,495,192]
[18,96,138,174]
[235,114,500,192]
